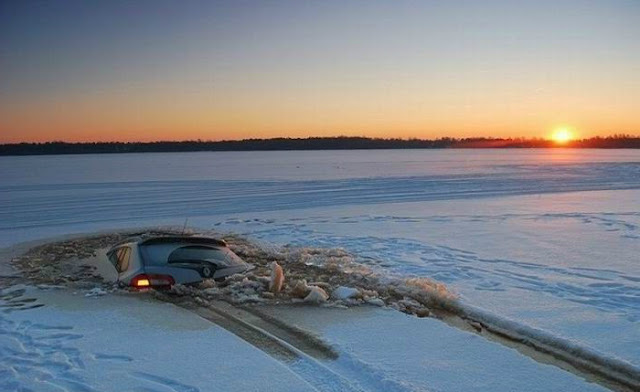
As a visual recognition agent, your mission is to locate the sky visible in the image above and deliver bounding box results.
[1,0,638,143]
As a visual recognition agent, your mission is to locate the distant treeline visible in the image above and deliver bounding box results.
[1,135,639,156]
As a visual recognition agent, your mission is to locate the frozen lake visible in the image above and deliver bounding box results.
[1,149,639,371]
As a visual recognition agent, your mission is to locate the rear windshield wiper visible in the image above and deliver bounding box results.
[167,259,212,264]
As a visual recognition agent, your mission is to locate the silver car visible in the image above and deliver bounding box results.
[107,235,252,288]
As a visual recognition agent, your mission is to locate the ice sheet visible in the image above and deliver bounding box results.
[1,149,638,381]
[260,305,610,392]
[0,286,318,392]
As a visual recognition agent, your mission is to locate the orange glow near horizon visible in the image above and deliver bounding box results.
[0,79,636,143]
[0,94,636,143]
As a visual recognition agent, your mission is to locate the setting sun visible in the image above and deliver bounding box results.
[551,128,574,143]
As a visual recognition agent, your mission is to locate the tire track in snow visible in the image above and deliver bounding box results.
[129,372,200,392]
[170,297,420,392]
[214,218,640,390]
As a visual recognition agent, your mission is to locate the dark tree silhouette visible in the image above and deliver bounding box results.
[0,135,638,156]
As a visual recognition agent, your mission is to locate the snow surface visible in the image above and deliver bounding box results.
[0,285,611,392]
[261,305,610,392]
[0,286,318,392]
[213,190,640,368]
[1,149,639,389]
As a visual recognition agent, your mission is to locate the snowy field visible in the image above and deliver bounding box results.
[0,285,323,392]
[1,149,639,390]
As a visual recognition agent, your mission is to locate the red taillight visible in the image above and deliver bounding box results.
[131,274,175,288]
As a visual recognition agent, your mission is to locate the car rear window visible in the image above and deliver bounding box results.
[168,245,229,263]
[140,243,243,266]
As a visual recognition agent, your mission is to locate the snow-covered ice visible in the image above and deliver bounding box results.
[1,149,639,390]
[0,286,319,392]
[213,190,640,370]
[261,305,611,392]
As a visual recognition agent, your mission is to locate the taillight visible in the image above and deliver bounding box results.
[131,274,175,288]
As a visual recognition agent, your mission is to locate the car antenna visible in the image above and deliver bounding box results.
[181,218,189,235]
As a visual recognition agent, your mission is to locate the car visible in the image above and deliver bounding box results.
[107,235,253,288]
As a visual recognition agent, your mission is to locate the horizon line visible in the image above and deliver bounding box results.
[3,133,640,145]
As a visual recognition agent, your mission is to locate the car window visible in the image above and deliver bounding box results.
[168,246,228,263]
[116,247,131,272]
[108,250,119,268]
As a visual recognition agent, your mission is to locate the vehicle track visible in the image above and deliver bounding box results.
[168,297,417,392]
[170,292,639,392]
